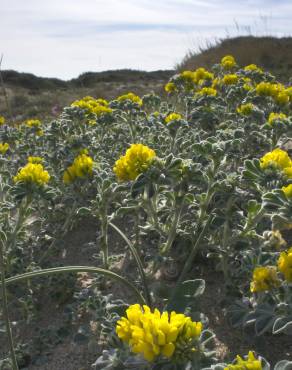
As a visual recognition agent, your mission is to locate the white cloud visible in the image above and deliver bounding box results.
[0,0,291,79]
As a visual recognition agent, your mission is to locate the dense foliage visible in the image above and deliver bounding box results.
[0,55,292,369]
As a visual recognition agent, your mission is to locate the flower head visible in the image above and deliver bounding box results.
[25,119,41,128]
[117,92,142,106]
[221,55,236,70]
[282,184,292,198]
[14,163,50,186]
[278,247,292,282]
[268,112,287,125]
[197,87,217,96]
[244,64,263,73]
[224,351,262,370]
[250,266,280,293]
[116,304,202,362]
[0,142,9,155]
[0,116,5,125]
[260,148,292,171]
[223,74,238,85]
[165,113,182,124]
[72,96,112,117]
[63,153,94,184]
[114,144,156,182]
[28,156,43,164]
[164,82,177,93]
[237,103,254,116]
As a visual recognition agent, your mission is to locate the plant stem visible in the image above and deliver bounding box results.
[176,215,212,285]
[4,266,146,305]
[160,196,184,255]
[0,235,19,370]
[109,222,152,307]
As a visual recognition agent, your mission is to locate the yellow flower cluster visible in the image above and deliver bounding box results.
[179,68,213,90]
[197,87,217,96]
[278,247,292,282]
[117,92,142,106]
[193,67,214,85]
[260,148,292,171]
[224,351,262,370]
[25,119,41,128]
[282,184,292,198]
[221,55,236,70]
[256,82,290,105]
[164,82,177,93]
[223,74,239,85]
[63,153,94,184]
[116,304,202,362]
[244,64,263,74]
[71,96,113,117]
[0,142,9,155]
[28,156,43,164]
[113,144,156,182]
[14,163,50,186]
[250,266,280,293]
[237,103,254,116]
[268,112,287,125]
[242,77,253,91]
[165,113,183,124]
[0,115,5,125]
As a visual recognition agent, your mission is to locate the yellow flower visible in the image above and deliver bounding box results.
[193,68,214,84]
[113,144,156,182]
[268,112,287,125]
[250,266,280,293]
[28,156,43,164]
[25,119,41,128]
[260,148,292,170]
[278,247,292,282]
[164,82,177,93]
[117,92,142,106]
[223,74,238,85]
[221,55,236,70]
[0,142,9,155]
[242,77,253,91]
[275,91,290,105]
[197,87,217,96]
[72,97,113,116]
[63,153,94,184]
[283,166,292,178]
[244,64,263,73]
[256,82,278,97]
[116,304,202,362]
[96,98,109,106]
[165,113,182,124]
[0,116,5,125]
[224,351,262,370]
[237,103,254,116]
[14,163,50,186]
[282,184,292,198]
[180,71,196,83]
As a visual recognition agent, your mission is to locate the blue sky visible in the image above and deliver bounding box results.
[1,0,291,79]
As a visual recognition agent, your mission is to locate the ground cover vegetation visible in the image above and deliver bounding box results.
[0,52,292,369]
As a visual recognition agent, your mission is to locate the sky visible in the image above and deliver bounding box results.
[0,0,291,80]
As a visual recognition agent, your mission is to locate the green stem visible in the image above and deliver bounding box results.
[100,210,109,269]
[160,196,185,255]
[176,215,212,285]
[0,234,19,370]
[109,222,152,307]
[4,266,146,305]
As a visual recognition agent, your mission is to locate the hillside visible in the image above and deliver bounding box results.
[0,70,173,120]
[178,36,292,81]
[1,36,292,121]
